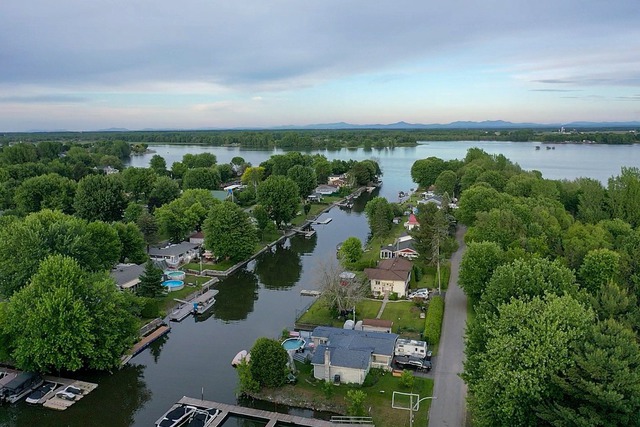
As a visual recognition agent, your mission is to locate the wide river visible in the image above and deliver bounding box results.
[1,141,638,427]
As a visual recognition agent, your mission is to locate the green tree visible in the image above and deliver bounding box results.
[252,205,270,234]
[249,337,289,388]
[608,167,640,227]
[136,259,164,298]
[3,255,137,372]
[411,157,446,188]
[114,222,147,264]
[137,211,159,247]
[148,176,180,210]
[14,173,76,215]
[434,170,457,197]
[241,166,265,191]
[217,163,235,183]
[345,390,367,416]
[537,319,640,426]
[182,167,221,190]
[257,175,300,227]
[121,167,157,202]
[182,153,217,169]
[400,369,415,389]
[479,257,578,315]
[459,241,505,304]
[456,184,507,226]
[203,202,258,262]
[578,248,620,294]
[364,196,394,237]
[74,174,127,222]
[463,294,593,427]
[123,202,144,223]
[562,222,612,270]
[576,177,609,223]
[590,281,640,332]
[287,165,317,199]
[149,154,167,175]
[154,189,219,242]
[236,359,260,394]
[338,237,363,264]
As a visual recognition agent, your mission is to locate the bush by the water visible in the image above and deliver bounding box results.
[423,296,444,345]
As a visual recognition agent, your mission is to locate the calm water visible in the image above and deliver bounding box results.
[2,141,639,426]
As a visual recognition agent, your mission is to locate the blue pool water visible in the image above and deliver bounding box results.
[281,338,305,351]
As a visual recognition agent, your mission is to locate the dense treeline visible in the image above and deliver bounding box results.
[411,149,640,426]
[2,128,638,148]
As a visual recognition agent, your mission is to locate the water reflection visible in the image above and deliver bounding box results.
[212,269,259,322]
[148,333,169,363]
[255,240,306,290]
[288,231,318,256]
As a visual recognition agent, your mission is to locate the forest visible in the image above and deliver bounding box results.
[411,149,640,426]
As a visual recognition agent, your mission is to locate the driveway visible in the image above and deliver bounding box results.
[428,226,468,427]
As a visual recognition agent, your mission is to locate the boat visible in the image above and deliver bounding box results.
[0,372,43,403]
[192,289,219,315]
[25,381,57,404]
[231,350,250,367]
[155,404,221,427]
[155,404,197,427]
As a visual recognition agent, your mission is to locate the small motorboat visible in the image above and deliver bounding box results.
[231,350,250,367]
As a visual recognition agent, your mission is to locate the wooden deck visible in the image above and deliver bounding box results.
[131,324,171,356]
[177,396,355,426]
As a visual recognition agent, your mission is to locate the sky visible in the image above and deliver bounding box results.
[1,1,639,131]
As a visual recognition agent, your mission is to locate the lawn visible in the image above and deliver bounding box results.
[411,263,451,292]
[184,260,235,272]
[277,361,434,427]
[291,202,333,226]
[360,223,407,267]
[158,283,202,313]
[379,301,426,338]
[296,299,382,328]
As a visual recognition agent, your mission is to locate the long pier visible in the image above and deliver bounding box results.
[176,396,368,427]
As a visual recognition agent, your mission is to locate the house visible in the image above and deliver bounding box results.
[339,271,356,286]
[310,326,398,385]
[189,231,205,245]
[380,235,419,260]
[307,193,323,202]
[404,213,420,231]
[364,257,413,298]
[328,175,348,187]
[362,319,393,333]
[315,184,339,195]
[110,263,146,292]
[148,242,200,268]
[394,338,428,358]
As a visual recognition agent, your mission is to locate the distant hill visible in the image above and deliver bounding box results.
[265,120,639,130]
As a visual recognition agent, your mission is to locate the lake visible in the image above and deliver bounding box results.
[1,141,638,426]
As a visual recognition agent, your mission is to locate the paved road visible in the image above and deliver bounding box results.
[428,226,468,427]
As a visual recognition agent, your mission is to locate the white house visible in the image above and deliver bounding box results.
[380,235,419,260]
[310,327,398,385]
[404,213,420,231]
[364,258,413,298]
[148,242,200,268]
[189,231,205,245]
[314,184,339,195]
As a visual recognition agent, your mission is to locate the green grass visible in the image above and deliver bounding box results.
[411,263,451,291]
[379,301,426,338]
[158,283,202,313]
[296,299,383,328]
[183,260,235,271]
[291,202,333,226]
[285,361,434,427]
[361,223,407,265]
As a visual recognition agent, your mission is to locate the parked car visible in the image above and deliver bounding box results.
[408,289,429,299]
[395,355,432,372]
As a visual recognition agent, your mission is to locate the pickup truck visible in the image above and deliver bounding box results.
[395,355,432,372]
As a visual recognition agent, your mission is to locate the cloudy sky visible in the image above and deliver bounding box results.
[1,1,639,131]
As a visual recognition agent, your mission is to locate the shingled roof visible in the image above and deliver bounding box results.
[364,257,412,282]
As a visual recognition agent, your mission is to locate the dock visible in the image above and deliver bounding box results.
[174,396,364,427]
[291,227,316,238]
[169,302,193,322]
[301,290,321,296]
[42,380,98,411]
[312,218,332,225]
[131,324,171,356]
[169,289,219,321]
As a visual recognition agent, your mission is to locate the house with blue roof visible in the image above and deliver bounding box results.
[310,326,398,385]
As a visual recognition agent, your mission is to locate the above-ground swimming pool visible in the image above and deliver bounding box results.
[282,338,306,351]
[162,280,185,292]
[164,270,186,280]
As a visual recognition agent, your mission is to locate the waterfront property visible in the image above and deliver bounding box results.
[365,257,413,298]
[310,326,398,385]
[110,263,146,292]
[148,242,200,268]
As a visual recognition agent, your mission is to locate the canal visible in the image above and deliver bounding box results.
[1,141,639,426]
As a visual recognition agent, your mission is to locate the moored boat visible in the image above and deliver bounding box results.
[231,350,250,367]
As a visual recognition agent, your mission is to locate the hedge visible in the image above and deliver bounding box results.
[424,296,444,345]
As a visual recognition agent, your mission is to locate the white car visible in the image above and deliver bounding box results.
[408,289,429,299]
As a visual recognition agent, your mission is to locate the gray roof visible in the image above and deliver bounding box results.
[148,242,199,257]
[311,345,371,370]
[110,263,145,287]
[311,326,398,357]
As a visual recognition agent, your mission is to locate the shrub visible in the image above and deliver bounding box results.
[424,296,444,345]
[389,292,398,301]
[346,389,367,416]
[322,380,335,399]
[400,369,414,389]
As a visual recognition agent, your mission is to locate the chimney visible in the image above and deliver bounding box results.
[324,347,331,382]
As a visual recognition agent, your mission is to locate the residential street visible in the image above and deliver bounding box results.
[428,226,468,427]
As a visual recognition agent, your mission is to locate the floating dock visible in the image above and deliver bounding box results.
[300,290,321,296]
[42,380,98,411]
[312,218,332,225]
[173,396,354,427]
[169,289,219,321]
